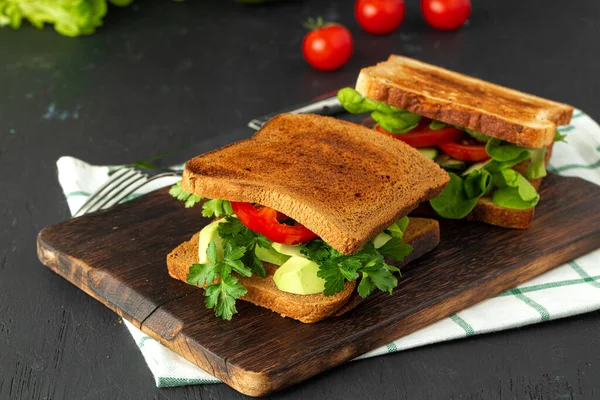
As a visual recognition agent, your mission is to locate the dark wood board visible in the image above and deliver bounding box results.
[37,173,600,397]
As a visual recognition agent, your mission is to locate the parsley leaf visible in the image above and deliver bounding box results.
[377,238,413,261]
[204,276,247,320]
[187,239,250,320]
[301,238,406,298]
[554,129,568,143]
[218,217,269,277]
[357,274,375,297]
[169,181,203,208]
[169,181,234,216]
[202,199,234,218]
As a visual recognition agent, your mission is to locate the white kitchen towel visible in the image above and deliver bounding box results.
[56,109,600,387]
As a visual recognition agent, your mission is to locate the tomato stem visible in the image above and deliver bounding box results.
[303,16,328,30]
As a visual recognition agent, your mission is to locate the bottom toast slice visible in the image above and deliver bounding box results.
[166,218,440,323]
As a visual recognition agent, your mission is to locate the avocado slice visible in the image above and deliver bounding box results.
[198,219,225,263]
[417,147,438,160]
[271,242,304,258]
[255,246,290,266]
[273,256,326,295]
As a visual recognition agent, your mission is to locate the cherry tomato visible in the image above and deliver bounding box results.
[230,202,319,245]
[375,119,464,147]
[421,0,471,31]
[438,141,490,162]
[302,21,353,71]
[354,0,406,35]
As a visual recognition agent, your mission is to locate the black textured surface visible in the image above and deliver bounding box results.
[1,0,599,399]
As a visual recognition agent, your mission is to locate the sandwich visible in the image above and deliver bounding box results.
[338,55,574,229]
[166,113,449,322]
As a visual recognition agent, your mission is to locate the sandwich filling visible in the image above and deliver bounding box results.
[338,88,568,219]
[169,181,413,320]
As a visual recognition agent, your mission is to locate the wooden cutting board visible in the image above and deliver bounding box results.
[37,173,600,397]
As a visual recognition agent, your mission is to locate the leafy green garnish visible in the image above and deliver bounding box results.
[169,181,203,208]
[491,169,539,208]
[217,217,270,277]
[377,238,413,260]
[429,120,447,130]
[169,181,234,216]
[485,138,530,162]
[187,242,249,320]
[431,135,547,217]
[554,129,568,143]
[526,148,547,180]
[186,217,273,320]
[430,172,489,219]
[300,235,411,298]
[385,216,409,239]
[337,88,422,134]
[0,0,135,37]
[202,199,234,218]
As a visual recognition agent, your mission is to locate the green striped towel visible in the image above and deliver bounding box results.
[56,109,600,387]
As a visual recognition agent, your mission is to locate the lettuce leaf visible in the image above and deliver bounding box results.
[0,0,134,37]
[490,169,539,209]
[485,138,530,162]
[337,87,422,134]
[526,148,547,180]
[430,172,492,219]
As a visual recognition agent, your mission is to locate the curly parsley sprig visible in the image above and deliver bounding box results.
[169,181,234,217]
[186,217,271,320]
[300,217,413,298]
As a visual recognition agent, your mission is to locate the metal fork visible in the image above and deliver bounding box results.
[73,166,179,217]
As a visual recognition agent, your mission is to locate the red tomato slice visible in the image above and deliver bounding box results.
[375,119,463,147]
[230,202,318,245]
[438,141,490,162]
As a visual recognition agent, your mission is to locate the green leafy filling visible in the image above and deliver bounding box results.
[169,181,234,217]
[187,217,272,320]
[187,214,412,319]
[0,0,135,37]
[337,88,421,134]
[300,217,412,298]
[430,138,543,218]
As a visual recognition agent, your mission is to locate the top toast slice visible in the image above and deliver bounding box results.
[182,114,449,254]
[356,55,573,149]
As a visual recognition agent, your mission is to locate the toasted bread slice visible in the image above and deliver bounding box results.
[356,55,573,148]
[167,218,440,323]
[181,114,449,255]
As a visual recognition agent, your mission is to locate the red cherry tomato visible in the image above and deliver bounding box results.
[230,202,319,245]
[302,22,353,71]
[438,141,490,162]
[375,119,464,147]
[421,0,471,31]
[354,0,406,35]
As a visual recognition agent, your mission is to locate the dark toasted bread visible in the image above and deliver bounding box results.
[356,55,573,148]
[167,218,440,323]
[181,114,449,254]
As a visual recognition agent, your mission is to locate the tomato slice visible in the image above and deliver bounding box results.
[230,202,318,245]
[375,119,463,147]
[438,141,490,162]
